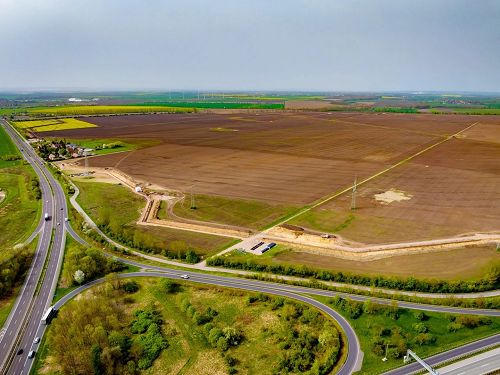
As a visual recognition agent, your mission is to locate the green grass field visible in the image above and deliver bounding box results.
[312,295,500,375]
[45,137,161,155]
[30,105,193,116]
[129,101,285,109]
[74,181,236,257]
[0,125,22,169]
[36,277,345,375]
[0,167,41,249]
[173,194,299,230]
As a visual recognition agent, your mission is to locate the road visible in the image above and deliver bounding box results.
[0,119,75,375]
[439,347,500,374]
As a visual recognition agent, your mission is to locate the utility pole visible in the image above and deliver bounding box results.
[350,176,357,210]
[188,184,196,209]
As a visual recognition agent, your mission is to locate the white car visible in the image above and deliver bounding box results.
[34,337,40,344]
[181,275,189,279]
[28,350,36,359]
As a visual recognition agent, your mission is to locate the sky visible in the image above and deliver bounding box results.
[1,0,499,92]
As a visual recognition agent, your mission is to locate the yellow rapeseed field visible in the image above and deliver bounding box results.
[15,118,97,132]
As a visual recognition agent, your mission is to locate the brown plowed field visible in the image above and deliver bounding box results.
[291,136,500,244]
[460,122,500,144]
[41,112,500,243]
[43,112,449,205]
[331,112,479,135]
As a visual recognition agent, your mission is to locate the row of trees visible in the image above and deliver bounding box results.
[0,246,32,298]
[207,256,500,294]
[96,211,200,263]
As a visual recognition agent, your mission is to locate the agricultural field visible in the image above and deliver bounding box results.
[45,112,447,206]
[40,111,500,245]
[0,167,40,249]
[129,101,285,109]
[172,194,299,230]
[221,244,500,282]
[0,125,22,169]
[14,118,98,132]
[34,277,344,375]
[74,180,236,258]
[29,105,193,116]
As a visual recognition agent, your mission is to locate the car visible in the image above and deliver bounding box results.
[57,223,60,225]
[28,350,36,359]
[34,337,40,344]
[181,275,189,279]
[61,207,63,210]
[65,218,68,222]
[16,349,23,355]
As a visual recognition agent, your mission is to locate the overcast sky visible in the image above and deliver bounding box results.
[1,0,499,92]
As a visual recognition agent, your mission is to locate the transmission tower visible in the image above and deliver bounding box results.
[350,177,357,210]
[188,184,196,209]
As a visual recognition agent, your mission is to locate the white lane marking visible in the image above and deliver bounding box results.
[481,363,489,367]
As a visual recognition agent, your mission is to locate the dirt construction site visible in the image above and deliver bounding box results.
[42,112,500,256]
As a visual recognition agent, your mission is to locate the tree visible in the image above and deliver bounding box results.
[74,269,85,284]
[414,311,425,320]
[124,280,139,293]
[217,336,229,351]
[363,299,376,314]
[180,299,191,312]
[159,278,177,293]
[90,344,103,375]
[185,250,200,264]
[223,327,239,346]
[209,327,223,347]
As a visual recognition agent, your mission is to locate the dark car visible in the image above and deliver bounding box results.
[17,349,23,355]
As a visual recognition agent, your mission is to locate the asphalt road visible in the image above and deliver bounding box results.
[0,120,67,375]
[442,351,500,375]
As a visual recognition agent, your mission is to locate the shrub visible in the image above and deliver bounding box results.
[413,311,425,320]
[187,305,196,318]
[159,278,177,293]
[180,299,191,312]
[209,328,223,347]
[447,322,462,332]
[123,280,139,294]
[217,336,229,351]
[445,313,457,322]
[412,323,428,333]
[386,347,400,359]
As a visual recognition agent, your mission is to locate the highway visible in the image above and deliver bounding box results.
[440,347,500,375]
[0,119,70,375]
[1,117,500,375]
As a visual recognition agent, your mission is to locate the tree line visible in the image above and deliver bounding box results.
[207,256,500,294]
[0,246,32,298]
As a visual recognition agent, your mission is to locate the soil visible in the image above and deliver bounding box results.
[42,112,445,205]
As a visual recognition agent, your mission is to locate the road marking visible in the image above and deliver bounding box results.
[481,363,489,367]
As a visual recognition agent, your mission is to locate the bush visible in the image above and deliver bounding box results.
[124,280,139,294]
[227,366,236,374]
[203,323,214,338]
[386,347,400,359]
[217,336,229,351]
[414,311,425,320]
[159,278,177,293]
[412,323,428,333]
[187,305,196,318]
[209,328,223,347]
[447,322,461,332]
[180,299,191,312]
[445,313,457,322]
